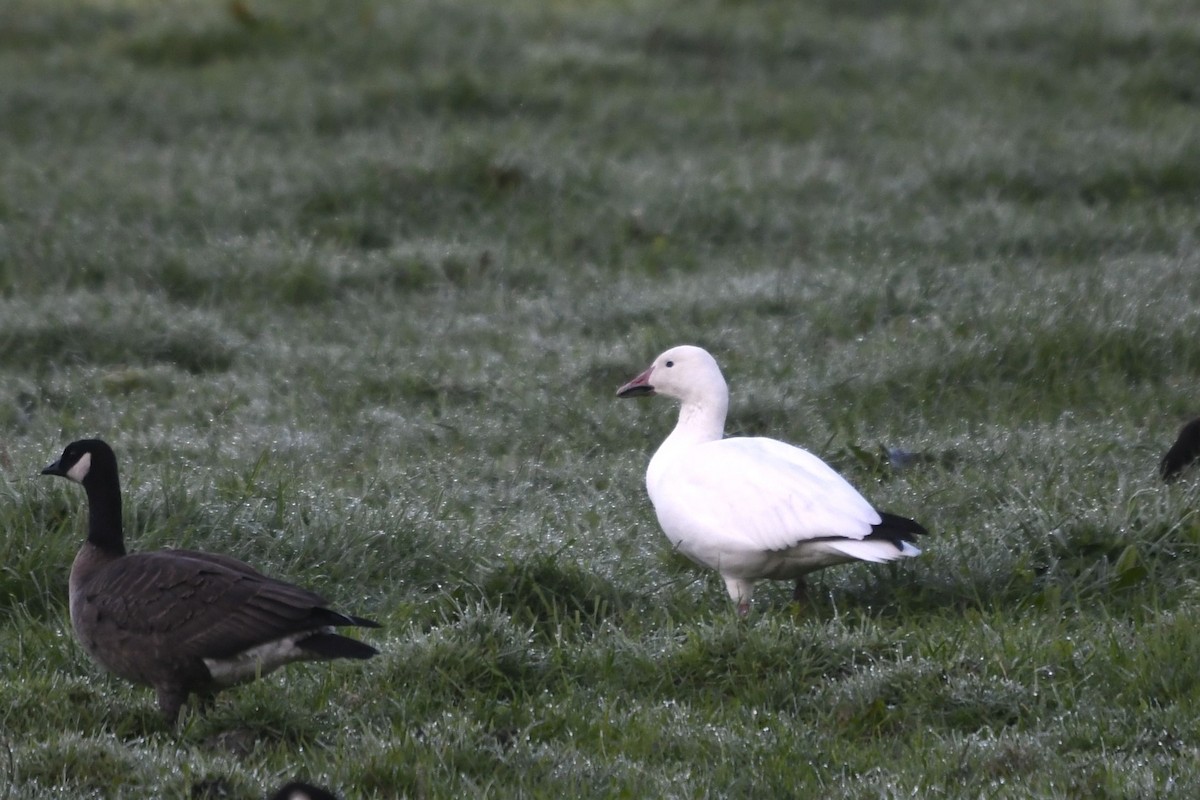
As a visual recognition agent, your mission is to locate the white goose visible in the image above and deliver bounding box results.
[617,345,926,615]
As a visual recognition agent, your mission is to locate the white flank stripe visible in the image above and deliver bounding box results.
[825,539,921,563]
[203,634,310,686]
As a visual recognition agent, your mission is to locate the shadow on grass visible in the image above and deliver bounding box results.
[0,300,240,375]
[457,553,629,640]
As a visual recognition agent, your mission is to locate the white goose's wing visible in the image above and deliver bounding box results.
[648,436,881,553]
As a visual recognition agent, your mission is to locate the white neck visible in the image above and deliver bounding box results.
[671,394,727,446]
[646,393,728,493]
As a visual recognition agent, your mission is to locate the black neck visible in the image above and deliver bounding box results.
[83,471,126,556]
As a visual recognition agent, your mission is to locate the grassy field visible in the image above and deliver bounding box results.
[2,0,1200,796]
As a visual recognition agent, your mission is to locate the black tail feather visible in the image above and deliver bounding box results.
[297,632,379,660]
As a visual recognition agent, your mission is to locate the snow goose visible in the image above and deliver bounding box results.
[1161,417,1200,481]
[617,345,927,615]
[42,438,381,726]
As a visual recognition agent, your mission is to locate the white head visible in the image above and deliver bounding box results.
[618,344,730,446]
[617,345,728,406]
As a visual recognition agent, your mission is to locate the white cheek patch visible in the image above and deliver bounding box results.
[66,452,92,483]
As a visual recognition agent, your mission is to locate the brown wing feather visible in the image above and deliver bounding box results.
[79,551,352,663]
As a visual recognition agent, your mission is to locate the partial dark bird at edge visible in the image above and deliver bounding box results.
[1161,417,1200,482]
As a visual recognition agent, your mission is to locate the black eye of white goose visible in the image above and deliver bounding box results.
[665,360,674,367]
[65,451,92,483]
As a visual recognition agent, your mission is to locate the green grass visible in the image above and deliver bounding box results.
[2,0,1200,796]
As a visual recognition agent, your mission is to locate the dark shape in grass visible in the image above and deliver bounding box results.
[836,443,960,478]
[156,257,213,304]
[813,0,939,18]
[0,311,239,375]
[271,260,336,306]
[41,438,381,727]
[189,775,239,799]
[644,24,729,60]
[204,728,260,758]
[0,5,133,50]
[227,0,260,29]
[415,70,503,116]
[122,14,295,68]
[934,151,1200,206]
[1030,520,1151,602]
[361,373,487,410]
[15,735,136,795]
[269,781,339,800]
[1126,65,1200,107]
[474,553,625,637]
[1161,417,1200,481]
[817,323,1199,425]
[200,707,328,755]
[298,144,551,250]
[346,258,444,292]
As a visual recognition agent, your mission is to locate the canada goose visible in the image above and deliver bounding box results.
[1161,417,1200,482]
[269,782,340,800]
[42,438,381,726]
[617,345,926,615]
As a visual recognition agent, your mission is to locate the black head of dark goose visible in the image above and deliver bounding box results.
[42,439,381,727]
[1161,417,1200,482]
[268,782,340,800]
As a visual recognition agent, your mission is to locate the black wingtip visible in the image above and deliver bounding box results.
[875,511,930,538]
[1161,417,1200,482]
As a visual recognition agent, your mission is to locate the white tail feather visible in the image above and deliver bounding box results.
[824,539,921,563]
